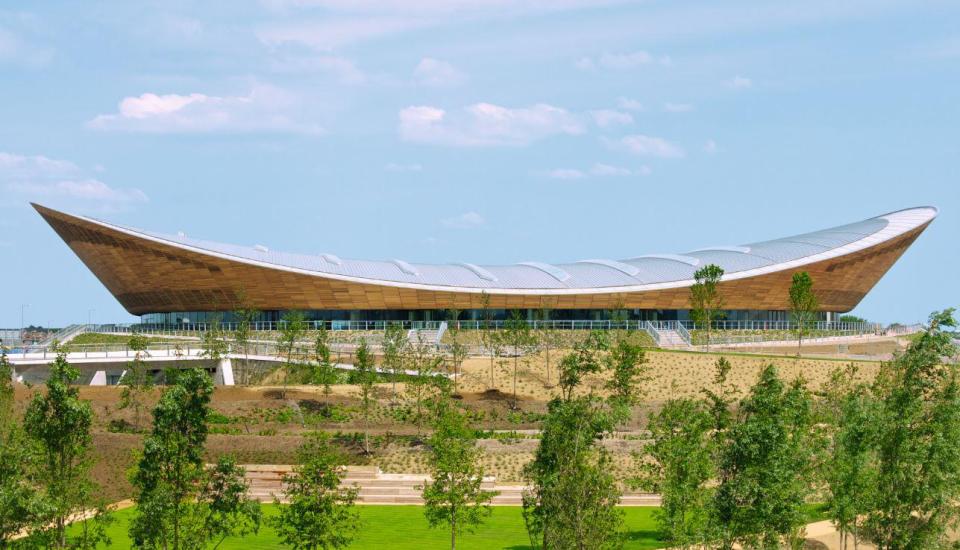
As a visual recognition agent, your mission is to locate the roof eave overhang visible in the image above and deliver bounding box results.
[35,204,937,297]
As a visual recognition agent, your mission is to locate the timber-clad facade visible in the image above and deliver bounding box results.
[34,204,935,320]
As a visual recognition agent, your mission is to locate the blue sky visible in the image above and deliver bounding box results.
[1,0,957,327]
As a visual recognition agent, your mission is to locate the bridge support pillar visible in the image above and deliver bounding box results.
[90,370,107,386]
[215,358,235,386]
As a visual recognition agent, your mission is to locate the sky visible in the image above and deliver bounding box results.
[1,0,958,328]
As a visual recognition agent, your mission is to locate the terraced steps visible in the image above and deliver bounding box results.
[241,465,660,506]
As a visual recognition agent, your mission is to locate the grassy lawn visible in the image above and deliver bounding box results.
[76,505,665,549]
[67,333,178,347]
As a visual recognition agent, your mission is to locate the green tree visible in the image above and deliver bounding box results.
[23,350,110,549]
[788,271,819,354]
[701,356,735,436]
[822,364,878,550]
[405,333,444,435]
[422,398,498,550]
[535,303,561,387]
[0,348,46,548]
[503,310,536,408]
[0,348,17,438]
[865,309,960,550]
[639,398,714,549]
[277,310,307,399]
[605,336,648,411]
[271,433,360,550]
[838,314,867,325]
[381,322,407,403]
[522,396,622,550]
[0,348,13,419]
[698,357,737,548]
[478,292,499,390]
[689,264,725,348]
[711,365,817,549]
[199,456,263,548]
[557,331,608,401]
[119,331,153,432]
[232,296,259,385]
[350,340,376,454]
[312,325,337,395]
[607,296,630,341]
[129,368,260,549]
[446,309,468,397]
[200,316,230,362]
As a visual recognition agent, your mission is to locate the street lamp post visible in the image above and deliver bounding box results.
[20,304,29,345]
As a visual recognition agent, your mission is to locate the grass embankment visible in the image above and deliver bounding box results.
[75,505,665,549]
[67,333,174,347]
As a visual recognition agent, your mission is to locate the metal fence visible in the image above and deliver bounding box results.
[6,319,884,357]
[88,319,879,334]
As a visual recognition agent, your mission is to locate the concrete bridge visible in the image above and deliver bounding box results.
[8,345,245,386]
[7,342,441,387]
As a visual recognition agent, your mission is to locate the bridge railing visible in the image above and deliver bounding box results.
[643,321,661,346]
[7,340,361,363]
[8,319,881,358]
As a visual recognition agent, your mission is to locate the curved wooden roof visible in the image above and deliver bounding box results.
[34,204,936,314]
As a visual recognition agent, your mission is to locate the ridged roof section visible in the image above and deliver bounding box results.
[65,206,937,292]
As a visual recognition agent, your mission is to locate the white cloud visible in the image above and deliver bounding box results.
[725,75,752,89]
[313,56,367,83]
[0,152,79,178]
[7,179,148,204]
[261,1,927,54]
[414,57,465,86]
[0,24,53,67]
[617,97,644,112]
[272,55,367,83]
[590,163,631,176]
[399,102,584,147]
[385,162,423,172]
[88,85,323,134]
[547,169,586,180]
[159,15,204,38]
[1,152,148,209]
[704,139,718,154]
[263,0,635,16]
[574,56,595,70]
[258,2,642,52]
[577,51,671,70]
[664,102,694,113]
[599,51,652,69]
[546,163,649,179]
[258,17,425,51]
[610,134,685,158]
[589,109,633,128]
[441,211,486,229]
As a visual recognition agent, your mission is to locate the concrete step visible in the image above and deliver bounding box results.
[240,465,661,506]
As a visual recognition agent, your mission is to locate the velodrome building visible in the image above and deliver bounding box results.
[34,204,937,325]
